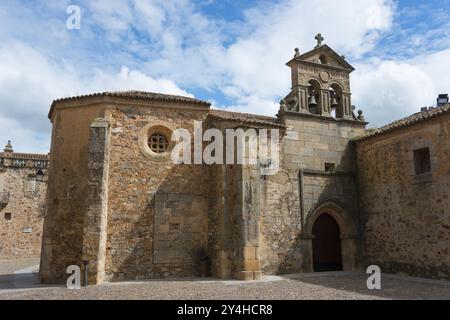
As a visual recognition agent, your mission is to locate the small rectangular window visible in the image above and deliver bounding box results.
[414,147,431,175]
[325,163,336,172]
[4,213,11,220]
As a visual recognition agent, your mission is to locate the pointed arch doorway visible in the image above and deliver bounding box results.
[302,201,360,273]
[312,213,343,272]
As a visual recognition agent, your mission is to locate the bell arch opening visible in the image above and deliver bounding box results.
[307,80,321,114]
[329,83,343,119]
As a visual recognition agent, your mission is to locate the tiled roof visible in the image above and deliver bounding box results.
[49,91,211,118]
[209,109,285,128]
[354,104,450,141]
[49,91,285,128]
[52,90,210,106]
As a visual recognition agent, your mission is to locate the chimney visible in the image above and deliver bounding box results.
[437,94,449,107]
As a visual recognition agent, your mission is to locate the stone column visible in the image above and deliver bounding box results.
[81,118,110,285]
[340,235,361,271]
[214,164,233,279]
[320,89,331,116]
[301,236,314,272]
[342,93,353,119]
[237,162,262,281]
[296,85,310,113]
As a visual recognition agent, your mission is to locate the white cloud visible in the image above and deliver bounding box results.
[218,0,395,118]
[88,0,134,34]
[350,48,450,127]
[352,60,436,127]
[215,95,279,117]
[0,41,193,153]
[131,0,166,34]
[89,66,193,97]
[2,0,450,153]
[414,49,450,96]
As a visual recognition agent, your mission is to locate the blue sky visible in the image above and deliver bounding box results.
[1,0,450,152]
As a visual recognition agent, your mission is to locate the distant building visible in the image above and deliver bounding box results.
[0,141,49,259]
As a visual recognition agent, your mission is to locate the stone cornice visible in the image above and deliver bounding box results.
[49,91,211,120]
[278,110,368,126]
[0,152,49,160]
[292,60,353,74]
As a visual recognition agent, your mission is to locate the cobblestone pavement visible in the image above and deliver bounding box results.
[0,258,40,290]
[0,262,450,300]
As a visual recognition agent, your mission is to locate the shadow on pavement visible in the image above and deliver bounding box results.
[281,271,450,300]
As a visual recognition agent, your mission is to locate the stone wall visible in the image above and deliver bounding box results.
[207,149,242,279]
[40,103,107,283]
[206,118,270,281]
[259,112,365,274]
[103,104,211,281]
[0,164,48,259]
[40,97,217,283]
[40,93,368,283]
[356,114,450,280]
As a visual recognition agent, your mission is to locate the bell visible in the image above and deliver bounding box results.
[308,95,318,106]
[331,96,338,108]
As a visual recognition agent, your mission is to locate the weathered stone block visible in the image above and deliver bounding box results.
[242,246,257,260]
[253,271,263,280]
[238,271,255,281]
[243,259,261,271]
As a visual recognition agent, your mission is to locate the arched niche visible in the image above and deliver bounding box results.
[319,54,328,65]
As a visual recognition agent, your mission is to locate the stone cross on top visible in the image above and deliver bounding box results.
[315,33,324,48]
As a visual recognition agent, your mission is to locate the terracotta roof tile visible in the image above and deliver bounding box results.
[354,104,450,141]
[53,91,210,105]
[49,91,210,118]
[208,109,285,128]
[49,91,285,128]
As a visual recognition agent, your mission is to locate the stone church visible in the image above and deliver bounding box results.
[37,36,450,284]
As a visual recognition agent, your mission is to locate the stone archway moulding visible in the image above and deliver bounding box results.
[301,200,361,272]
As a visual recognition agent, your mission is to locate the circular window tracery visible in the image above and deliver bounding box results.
[138,121,175,162]
[148,132,169,154]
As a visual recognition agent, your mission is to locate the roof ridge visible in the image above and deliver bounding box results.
[208,109,285,128]
[49,91,211,119]
[209,108,278,120]
[355,104,450,141]
[52,91,209,104]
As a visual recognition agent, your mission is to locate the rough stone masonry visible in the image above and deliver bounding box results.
[0,141,49,259]
[36,36,449,284]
